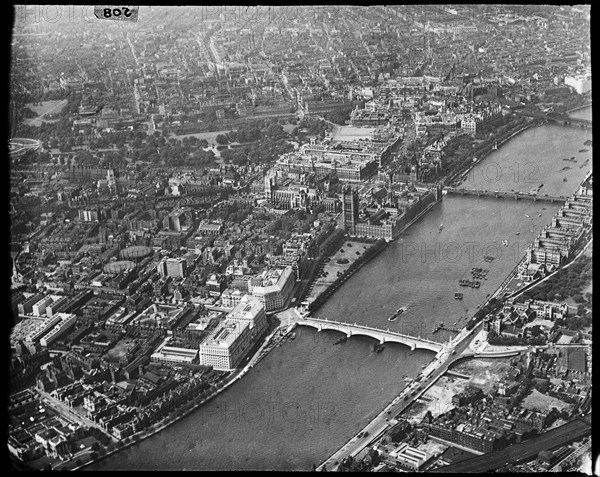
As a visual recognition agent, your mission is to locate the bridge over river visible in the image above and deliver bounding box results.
[293,316,443,353]
[547,116,592,130]
[445,187,569,203]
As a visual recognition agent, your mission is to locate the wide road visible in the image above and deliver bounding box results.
[429,416,591,473]
[317,321,483,471]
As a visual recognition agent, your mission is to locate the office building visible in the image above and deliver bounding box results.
[198,295,267,371]
[157,257,187,278]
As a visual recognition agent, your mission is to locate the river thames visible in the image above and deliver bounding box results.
[568,104,592,122]
[88,123,591,470]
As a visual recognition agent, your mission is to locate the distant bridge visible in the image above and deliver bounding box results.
[294,316,443,353]
[547,116,592,130]
[445,187,569,203]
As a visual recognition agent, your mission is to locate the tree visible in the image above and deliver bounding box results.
[529,325,542,337]
[572,294,585,304]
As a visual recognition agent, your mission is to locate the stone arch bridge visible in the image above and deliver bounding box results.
[294,316,443,353]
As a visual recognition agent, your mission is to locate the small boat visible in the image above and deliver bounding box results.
[389,306,407,321]
[515,231,520,235]
[439,224,443,233]
[538,213,542,217]
[525,214,530,218]
[579,149,588,153]
[290,332,296,340]
[333,336,347,345]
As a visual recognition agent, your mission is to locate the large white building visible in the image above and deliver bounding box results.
[227,294,268,338]
[32,296,54,317]
[157,257,187,278]
[383,443,431,471]
[221,266,296,312]
[564,74,591,95]
[220,288,245,308]
[198,319,252,371]
[39,313,77,347]
[247,266,295,312]
[198,295,267,371]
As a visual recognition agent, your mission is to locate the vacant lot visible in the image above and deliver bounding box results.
[521,388,570,412]
[403,375,469,423]
[452,359,513,393]
[413,439,449,459]
[104,337,138,363]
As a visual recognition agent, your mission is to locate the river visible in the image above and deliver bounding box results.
[459,123,592,197]
[88,123,591,471]
[568,105,592,122]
